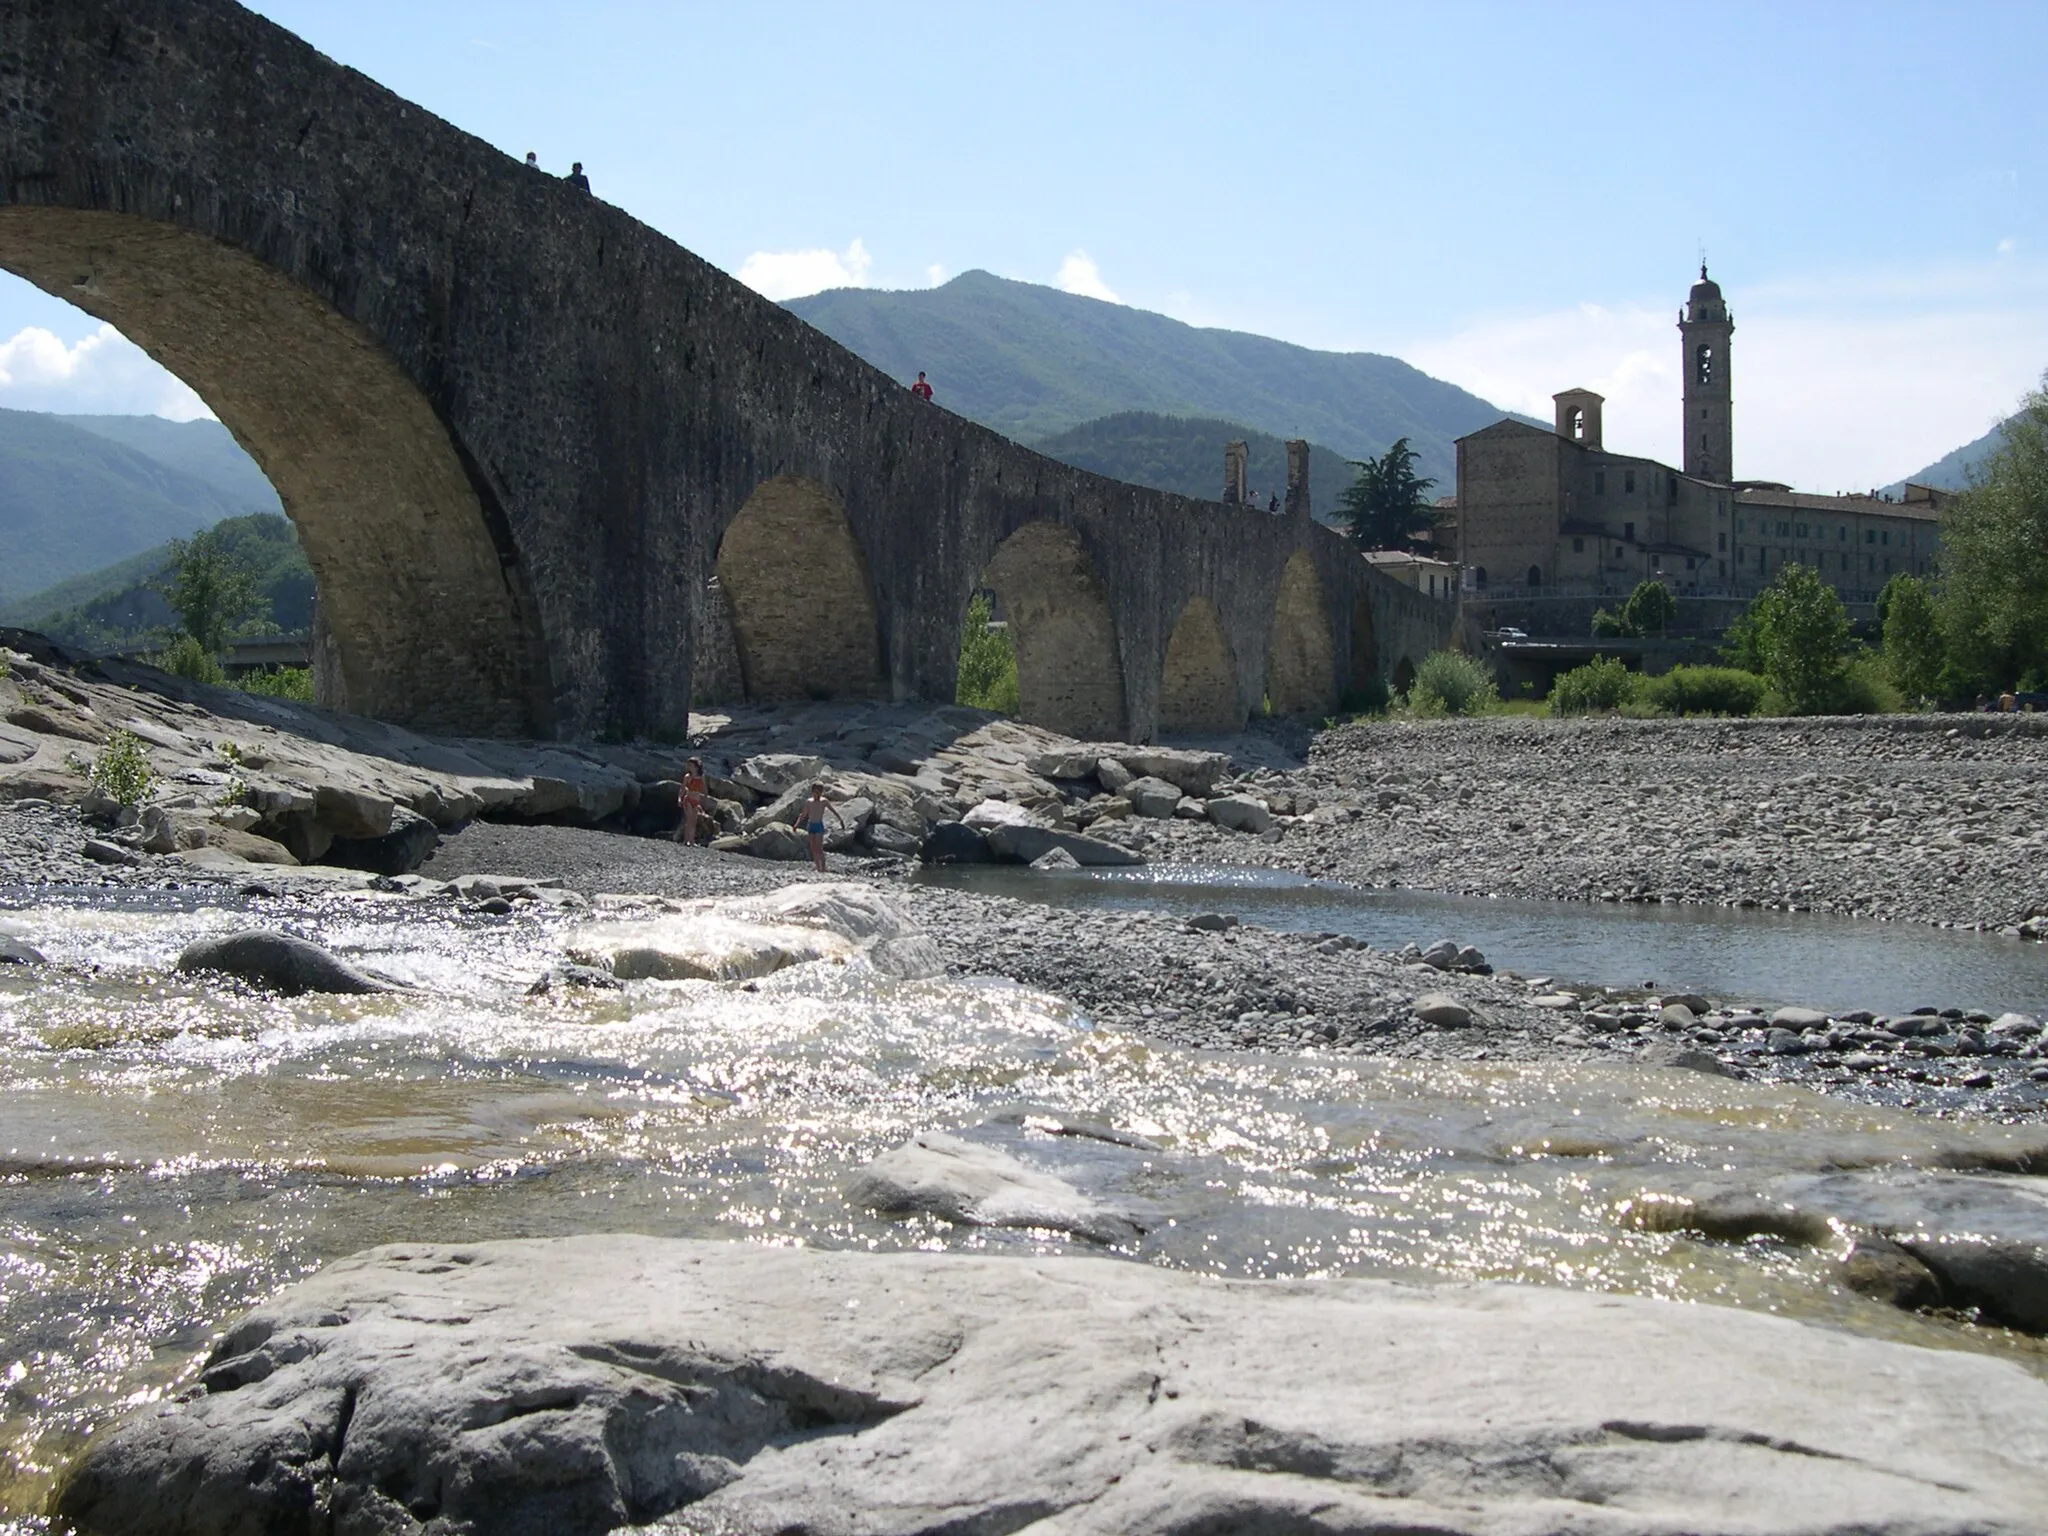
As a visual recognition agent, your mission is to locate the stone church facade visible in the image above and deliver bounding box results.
[1453,268,1943,603]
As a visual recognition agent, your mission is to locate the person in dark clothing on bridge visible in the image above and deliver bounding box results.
[566,162,590,192]
[910,371,933,401]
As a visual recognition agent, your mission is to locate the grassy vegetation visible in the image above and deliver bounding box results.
[88,728,155,806]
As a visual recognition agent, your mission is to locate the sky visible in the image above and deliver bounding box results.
[2,1,2043,490]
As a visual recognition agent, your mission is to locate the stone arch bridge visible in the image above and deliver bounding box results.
[0,0,1452,742]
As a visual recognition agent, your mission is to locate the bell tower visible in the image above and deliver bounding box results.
[1679,263,1733,483]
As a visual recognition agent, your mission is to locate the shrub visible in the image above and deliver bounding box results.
[1637,665,1765,717]
[1406,650,1497,716]
[955,593,1019,714]
[89,727,155,807]
[1549,656,1637,716]
[156,634,228,686]
[242,665,314,702]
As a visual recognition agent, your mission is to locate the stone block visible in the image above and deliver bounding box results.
[1205,794,1272,834]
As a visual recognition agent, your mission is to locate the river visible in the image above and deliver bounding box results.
[2,883,2046,1526]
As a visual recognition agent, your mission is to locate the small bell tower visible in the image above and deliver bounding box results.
[1679,263,1733,483]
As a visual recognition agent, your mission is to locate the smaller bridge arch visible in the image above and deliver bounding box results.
[1160,596,1241,734]
[977,521,1125,739]
[1265,549,1337,716]
[714,475,885,703]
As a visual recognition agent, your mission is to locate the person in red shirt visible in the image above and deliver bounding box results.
[910,371,933,401]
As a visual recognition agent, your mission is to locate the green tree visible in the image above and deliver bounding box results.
[1748,562,1851,713]
[1877,572,1944,703]
[955,592,1020,714]
[1620,579,1677,637]
[1337,437,1438,550]
[1592,579,1677,638]
[1933,374,2048,693]
[157,526,263,656]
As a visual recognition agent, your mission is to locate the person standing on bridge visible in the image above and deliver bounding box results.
[910,371,934,402]
[566,161,591,193]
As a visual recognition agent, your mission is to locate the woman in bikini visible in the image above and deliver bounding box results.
[794,781,846,872]
[676,757,708,846]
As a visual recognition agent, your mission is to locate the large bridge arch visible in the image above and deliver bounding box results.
[1160,596,1241,734]
[977,521,1125,739]
[713,476,884,703]
[1265,549,1337,716]
[0,208,555,735]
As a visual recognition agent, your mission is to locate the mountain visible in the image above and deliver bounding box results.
[785,271,1512,487]
[1884,418,2011,497]
[57,414,282,516]
[1,512,312,650]
[0,408,280,608]
[1029,412,1370,525]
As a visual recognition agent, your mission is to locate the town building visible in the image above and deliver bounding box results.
[1454,267,1944,604]
[1363,549,1460,601]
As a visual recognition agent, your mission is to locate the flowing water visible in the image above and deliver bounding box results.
[2,885,2046,1525]
[917,862,2048,1017]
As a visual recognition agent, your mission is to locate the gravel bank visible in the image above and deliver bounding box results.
[1136,714,2048,933]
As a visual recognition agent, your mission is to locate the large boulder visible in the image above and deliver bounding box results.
[1119,775,1182,819]
[138,806,299,866]
[175,931,390,995]
[732,753,828,797]
[983,821,1141,867]
[847,1132,1141,1244]
[323,806,440,877]
[1205,794,1273,834]
[55,1235,2048,1536]
[567,883,942,982]
[919,821,993,865]
[1118,747,1230,797]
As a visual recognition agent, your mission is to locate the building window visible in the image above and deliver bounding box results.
[1795,523,1808,538]
[1719,559,1727,577]
[1623,521,1635,541]
[1685,557,1696,570]
[1717,532,1726,551]
[1527,564,1542,587]
[1594,471,1605,494]
[1738,549,1746,564]
[1475,567,1488,589]
[1717,497,1727,516]
[1572,536,1584,553]
[1625,470,1636,494]
[1839,526,1847,540]
[1865,529,1876,544]
[1696,342,1714,386]
[1881,530,1891,546]
[1867,555,1875,571]
[1777,521,1789,536]
[1736,518,1745,532]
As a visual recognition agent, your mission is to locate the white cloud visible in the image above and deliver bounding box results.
[0,323,212,419]
[1054,250,1119,303]
[925,264,948,287]
[1997,237,2017,256]
[736,238,871,301]
[1401,258,2048,491]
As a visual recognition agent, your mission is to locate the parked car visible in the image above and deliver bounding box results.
[1495,627,1529,641]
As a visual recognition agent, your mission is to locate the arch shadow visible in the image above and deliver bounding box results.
[1392,656,1418,695]
[1160,596,1241,734]
[978,521,1125,738]
[1349,594,1380,690]
[1265,549,1336,716]
[0,206,554,735]
[714,475,885,703]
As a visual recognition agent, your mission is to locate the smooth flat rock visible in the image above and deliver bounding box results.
[1771,1005,1832,1030]
[846,1131,1141,1244]
[732,753,828,796]
[55,1235,2048,1536]
[568,883,942,982]
[1411,991,1474,1027]
[175,931,390,995]
[1119,775,1181,818]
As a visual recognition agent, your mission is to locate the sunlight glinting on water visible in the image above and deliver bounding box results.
[1,889,2046,1518]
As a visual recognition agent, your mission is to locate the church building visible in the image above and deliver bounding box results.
[1452,267,1944,603]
